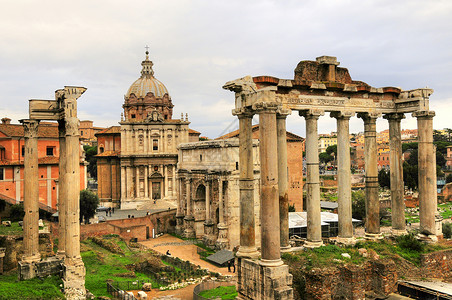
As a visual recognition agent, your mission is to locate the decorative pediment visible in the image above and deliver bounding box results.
[146,110,164,123]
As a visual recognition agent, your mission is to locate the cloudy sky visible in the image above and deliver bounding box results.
[1,0,451,139]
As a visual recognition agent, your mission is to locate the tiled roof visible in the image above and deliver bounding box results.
[0,123,59,138]
[189,128,201,135]
[96,126,121,135]
[216,124,304,141]
[0,193,56,213]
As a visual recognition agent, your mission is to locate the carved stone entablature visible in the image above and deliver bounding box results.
[146,110,164,123]
[222,75,257,94]
[21,119,40,138]
[252,101,279,113]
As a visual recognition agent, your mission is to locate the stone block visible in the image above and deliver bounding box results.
[137,291,148,299]
[2,221,11,227]
[18,261,36,280]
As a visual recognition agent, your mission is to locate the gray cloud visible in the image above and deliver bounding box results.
[1,0,451,138]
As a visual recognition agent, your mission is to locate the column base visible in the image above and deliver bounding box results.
[280,245,292,253]
[237,257,293,300]
[236,246,260,259]
[304,240,323,248]
[335,236,356,246]
[260,258,284,267]
[22,253,41,264]
[63,258,86,300]
[391,229,407,237]
[18,261,37,280]
[365,232,383,240]
[416,233,439,243]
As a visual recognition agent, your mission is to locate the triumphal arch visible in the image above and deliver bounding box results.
[223,56,441,300]
[19,86,87,300]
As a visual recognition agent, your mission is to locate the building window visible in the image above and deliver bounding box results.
[131,114,136,119]
[0,167,4,180]
[99,147,104,153]
[46,147,54,156]
[153,139,158,151]
[21,146,25,157]
[154,166,158,172]
[200,155,202,161]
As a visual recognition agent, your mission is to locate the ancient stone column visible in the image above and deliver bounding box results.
[164,165,168,198]
[413,111,439,238]
[384,113,406,236]
[120,166,126,201]
[234,109,259,258]
[358,112,381,239]
[300,109,324,248]
[135,166,140,198]
[144,166,149,199]
[205,178,211,222]
[277,109,291,252]
[203,177,215,246]
[332,111,354,244]
[216,176,228,249]
[21,119,41,264]
[184,175,195,238]
[57,87,86,299]
[57,120,67,258]
[175,174,184,235]
[258,103,283,266]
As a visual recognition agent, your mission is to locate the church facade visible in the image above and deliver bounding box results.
[96,52,200,209]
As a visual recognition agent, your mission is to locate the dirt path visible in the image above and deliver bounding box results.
[137,234,236,299]
[139,234,235,276]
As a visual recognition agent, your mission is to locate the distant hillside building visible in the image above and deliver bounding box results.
[79,120,105,145]
[0,117,87,212]
[96,52,200,209]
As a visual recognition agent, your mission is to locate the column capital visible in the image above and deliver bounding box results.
[276,108,291,119]
[330,110,355,120]
[383,113,406,121]
[232,107,254,118]
[20,119,40,138]
[357,112,381,123]
[252,101,279,113]
[65,117,79,136]
[299,109,324,119]
[412,110,435,119]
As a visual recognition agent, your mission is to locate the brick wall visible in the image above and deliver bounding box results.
[420,249,452,280]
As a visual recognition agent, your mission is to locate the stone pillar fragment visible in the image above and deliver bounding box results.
[300,109,324,248]
[258,104,283,266]
[234,109,259,259]
[203,178,215,246]
[277,109,291,252]
[413,111,441,239]
[358,112,381,239]
[331,111,355,244]
[175,175,184,235]
[20,119,41,275]
[384,113,406,236]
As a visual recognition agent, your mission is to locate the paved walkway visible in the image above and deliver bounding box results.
[94,199,177,221]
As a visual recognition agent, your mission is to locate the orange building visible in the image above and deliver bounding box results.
[217,124,305,211]
[0,117,87,212]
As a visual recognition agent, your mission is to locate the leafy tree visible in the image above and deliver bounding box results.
[378,169,391,189]
[9,203,25,221]
[288,204,296,212]
[80,189,99,224]
[446,174,452,184]
[319,152,333,164]
[352,191,366,221]
[403,161,418,191]
[83,145,98,180]
[325,145,337,156]
[443,223,452,239]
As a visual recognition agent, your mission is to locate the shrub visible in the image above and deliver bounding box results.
[443,223,452,239]
[396,233,424,252]
[9,204,25,221]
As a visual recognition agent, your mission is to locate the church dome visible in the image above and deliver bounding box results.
[126,51,169,98]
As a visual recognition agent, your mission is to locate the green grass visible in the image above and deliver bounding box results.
[82,237,157,298]
[199,285,238,300]
[439,202,452,219]
[0,272,64,300]
[0,222,23,235]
